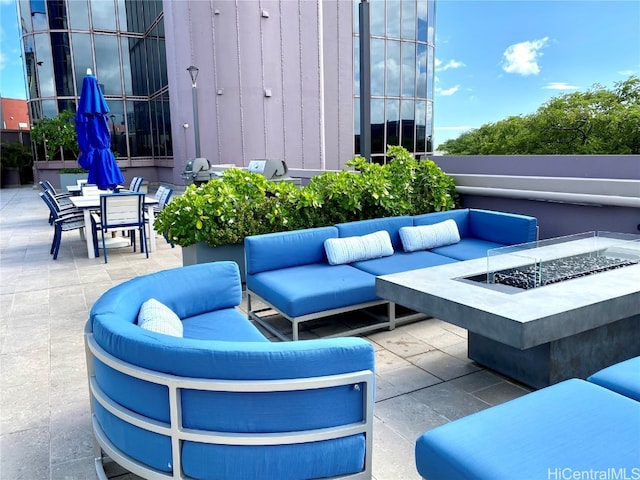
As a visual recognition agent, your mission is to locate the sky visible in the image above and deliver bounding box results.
[1,0,639,148]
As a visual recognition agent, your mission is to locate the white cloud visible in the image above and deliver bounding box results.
[543,82,580,90]
[502,37,549,76]
[436,85,460,96]
[435,58,465,71]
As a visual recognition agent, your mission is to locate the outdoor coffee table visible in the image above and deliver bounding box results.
[376,233,640,388]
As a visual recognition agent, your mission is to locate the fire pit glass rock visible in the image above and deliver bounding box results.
[469,232,640,291]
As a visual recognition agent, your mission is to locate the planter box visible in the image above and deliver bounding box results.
[59,173,88,192]
[182,242,246,283]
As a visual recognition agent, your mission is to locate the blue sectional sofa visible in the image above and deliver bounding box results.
[414,357,640,479]
[245,208,537,340]
[84,262,375,480]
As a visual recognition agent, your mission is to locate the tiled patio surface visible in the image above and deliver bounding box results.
[0,185,532,480]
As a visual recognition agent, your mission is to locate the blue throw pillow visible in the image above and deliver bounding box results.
[324,230,394,265]
[399,219,461,252]
[137,298,184,337]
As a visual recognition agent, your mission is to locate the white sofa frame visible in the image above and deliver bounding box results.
[85,326,375,480]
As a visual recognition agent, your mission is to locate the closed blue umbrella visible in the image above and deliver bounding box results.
[75,69,124,191]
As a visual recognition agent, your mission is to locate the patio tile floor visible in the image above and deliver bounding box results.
[0,186,532,480]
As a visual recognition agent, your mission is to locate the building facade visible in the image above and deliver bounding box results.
[19,0,435,186]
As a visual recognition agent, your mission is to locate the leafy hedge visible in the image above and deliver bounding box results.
[155,146,459,247]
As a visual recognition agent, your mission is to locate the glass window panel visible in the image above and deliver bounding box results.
[427,0,435,43]
[50,32,73,96]
[147,35,160,94]
[68,0,89,30]
[387,1,401,38]
[386,40,400,97]
[386,99,400,147]
[42,99,57,118]
[106,100,126,157]
[353,0,359,35]
[47,0,67,29]
[72,33,93,95]
[34,33,54,97]
[132,100,152,156]
[370,0,385,37]
[18,0,33,32]
[121,37,133,95]
[127,36,148,96]
[94,34,122,95]
[371,38,385,96]
[401,99,414,152]
[162,94,172,156]
[117,0,128,31]
[401,42,415,97]
[416,43,427,98]
[417,0,428,42]
[427,46,434,98]
[401,0,416,39]
[29,0,48,30]
[371,98,385,154]
[91,0,116,31]
[415,100,426,152]
[426,101,433,153]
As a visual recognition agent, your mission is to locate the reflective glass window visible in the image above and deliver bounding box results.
[416,43,427,97]
[401,42,415,97]
[386,40,400,96]
[117,0,127,31]
[30,0,48,30]
[47,0,67,29]
[386,99,400,147]
[401,0,416,39]
[42,99,57,118]
[72,33,93,95]
[371,38,385,96]
[427,0,435,43]
[121,37,133,95]
[127,36,148,96]
[69,0,90,30]
[106,100,126,157]
[370,0,385,37]
[426,101,433,152]
[387,1,401,38]
[353,0,359,34]
[94,34,122,95]
[34,33,54,97]
[427,45,434,98]
[91,0,117,31]
[18,0,33,32]
[50,32,73,96]
[131,100,152,156]
[371,98,385,154]
[417,0,428,42]
[401,99,414,152]
[415,100,426,152]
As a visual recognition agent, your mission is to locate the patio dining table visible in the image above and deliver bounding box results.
[70,194,159,259]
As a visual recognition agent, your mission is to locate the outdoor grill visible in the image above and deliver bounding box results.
[181,158,221,185]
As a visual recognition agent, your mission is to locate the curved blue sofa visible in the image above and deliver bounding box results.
[85,262,375,479]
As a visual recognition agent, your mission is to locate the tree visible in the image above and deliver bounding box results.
[439,76,640,155]
[30,111,79,161]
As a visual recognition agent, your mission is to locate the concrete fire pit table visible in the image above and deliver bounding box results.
[376,233,640,388]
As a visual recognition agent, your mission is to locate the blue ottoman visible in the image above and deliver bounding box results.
[588,356,640,402]
[415,379,640,480]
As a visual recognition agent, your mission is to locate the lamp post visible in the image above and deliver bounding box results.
[187,65,201,158]
[359,0,371,162]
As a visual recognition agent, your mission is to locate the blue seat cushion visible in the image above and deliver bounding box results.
[352,251,457,276]
[430,238,505,261]
[588,356,640,402]
[415,379,640,480]
[246,263,377,318]
[182,308,268,342]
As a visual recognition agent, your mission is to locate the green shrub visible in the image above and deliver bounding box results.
[154,147,458,247]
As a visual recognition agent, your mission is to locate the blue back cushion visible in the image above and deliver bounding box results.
[335,216,413,251]
[469,209,537,245]
[245,226,338,274]
[412,209,470,237]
